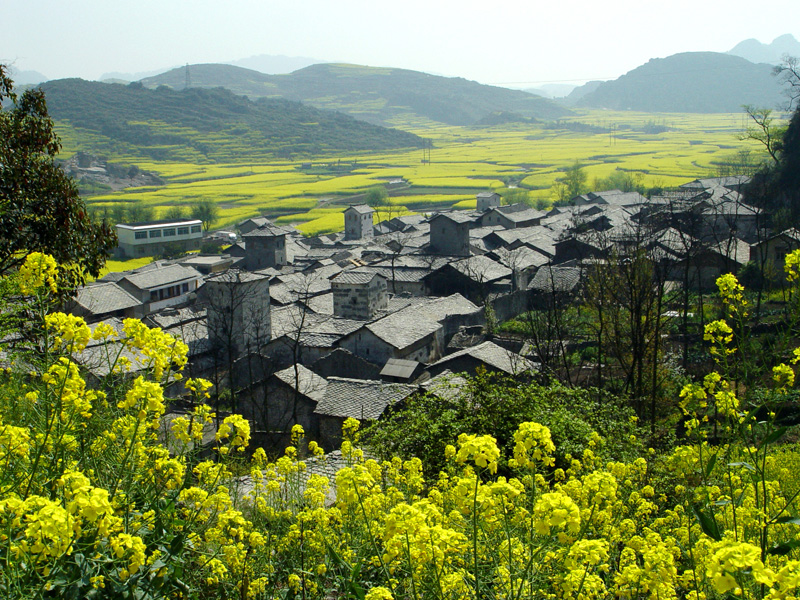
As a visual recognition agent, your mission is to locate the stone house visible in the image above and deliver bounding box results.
[243,223,292,270]
[330,271,388,320]
[344,204,375,241]
[429,212,473,256]
[479,204,546,229]
[750,229,800,275]
[337,294,483,365]
[204,270,272,358]
[313,377,417,450]
[241,364,328,449]
[476,191,501,212]
[424,255,513,304]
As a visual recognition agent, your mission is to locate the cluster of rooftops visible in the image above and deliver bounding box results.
[64,175,798,450]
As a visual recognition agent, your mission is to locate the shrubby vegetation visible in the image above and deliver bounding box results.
[3,252,800,599]
[362,373,642,477]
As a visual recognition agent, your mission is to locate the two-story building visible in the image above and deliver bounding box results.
[115,219,204,258]
[117,263,203,314]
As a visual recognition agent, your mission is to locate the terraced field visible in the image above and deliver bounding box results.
[60,110,764,236]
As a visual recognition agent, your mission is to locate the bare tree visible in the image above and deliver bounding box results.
[774,54,800,110]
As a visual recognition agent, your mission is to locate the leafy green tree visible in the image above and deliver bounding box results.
[362,371,640,478]
[501,187,530,206]
[364,185,388,207]
[592,168,646,194]
[191,198,219,231]
[126,200,154,223]
[162,205,185,220]
[0,65,116,283]
[552,161,588,205]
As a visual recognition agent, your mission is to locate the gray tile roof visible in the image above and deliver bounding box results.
[493,246,550,271]
[449,255,513,283]
[499,208,547,223]
[431,341,536,375]
[121,263,202,291]
[528,265,582,293]
[353,266,428,283]
[207,269,269,284]
[430,211,474,225]
[470,226,506,239]
[345,204,374,214]
[74,282,141,315]
[330,271,383,285]
[243,223,294,237]
[367,317,441,350]
[274,364,328,403]
[380,358,421,379]
[146,307,207,330]
[365,294,480,349]
[271,306,363,340]
[313,377,416,419]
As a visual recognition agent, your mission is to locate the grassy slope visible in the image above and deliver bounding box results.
[41,78,423,163]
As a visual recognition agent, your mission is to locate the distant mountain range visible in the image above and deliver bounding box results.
[40,78,423,162]
[569,52,786,112]
[139,63,572,127]
[728,34,800,65]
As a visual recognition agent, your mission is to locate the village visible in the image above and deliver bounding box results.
[68,175,790,451]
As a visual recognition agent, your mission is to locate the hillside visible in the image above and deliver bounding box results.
[40,78,424,162]
[575,52,785,113]
[140,62,572,126]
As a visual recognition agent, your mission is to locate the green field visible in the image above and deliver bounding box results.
[61,110,767,236]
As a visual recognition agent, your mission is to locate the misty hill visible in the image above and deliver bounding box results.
[563,81,603,106]
[522,83,577,99]
[575,52,785,113]
[227,54,326,74]
[728,34,800,65]
[40,78,423,162]
[140,62,571,126]
[7,66,48,85]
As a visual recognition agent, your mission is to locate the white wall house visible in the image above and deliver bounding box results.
[116,219,204,258]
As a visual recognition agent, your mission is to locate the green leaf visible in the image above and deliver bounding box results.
[728,461,756,471]
[775,516,800,525]
[693,504,721,541]
[705,453,718,478]
[768,540,800,555]
[759,426,788,449]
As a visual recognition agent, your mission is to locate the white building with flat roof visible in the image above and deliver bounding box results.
[115,219,204,258]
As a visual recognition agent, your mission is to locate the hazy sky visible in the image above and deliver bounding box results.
[3,0,799,87]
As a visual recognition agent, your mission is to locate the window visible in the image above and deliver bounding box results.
[191,225,202,234]
[149,230,161,238]
[181,283,189,293]
[177,227,189,235]
[134,231,147,240]
[163,228,176,237]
